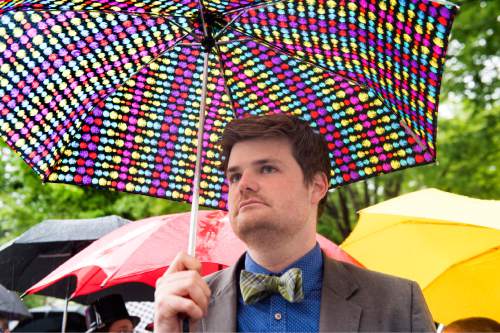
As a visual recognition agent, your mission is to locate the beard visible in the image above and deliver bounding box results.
[230,209,301,249]
[234,219,284,247]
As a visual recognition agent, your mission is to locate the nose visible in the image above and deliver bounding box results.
[238,169,259,193]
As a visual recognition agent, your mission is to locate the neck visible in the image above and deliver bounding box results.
[246,232,317,273]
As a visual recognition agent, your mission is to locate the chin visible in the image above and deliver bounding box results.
[232,213,283,245]
[233,207,269,227]
[237,224,281,247]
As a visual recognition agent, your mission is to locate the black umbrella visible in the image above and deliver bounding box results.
[0,216,130,293]
[0,284,31,321]
[12,305,86,333]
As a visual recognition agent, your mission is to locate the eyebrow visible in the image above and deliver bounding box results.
[227,158,282,174]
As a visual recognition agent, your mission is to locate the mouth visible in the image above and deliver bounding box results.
[239,199,266,210]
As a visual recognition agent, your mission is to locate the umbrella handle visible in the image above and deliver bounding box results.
[182,318,189,333]
[61,279,71,333]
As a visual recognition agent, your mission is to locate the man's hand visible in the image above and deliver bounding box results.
[154,252,211,333]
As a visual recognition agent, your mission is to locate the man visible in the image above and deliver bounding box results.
[85,294,139,333]
[154,114,435,332]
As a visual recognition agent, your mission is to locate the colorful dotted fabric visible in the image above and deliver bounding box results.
[0,0,457,209]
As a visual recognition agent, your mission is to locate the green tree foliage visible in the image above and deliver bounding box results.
[441,0,499,112]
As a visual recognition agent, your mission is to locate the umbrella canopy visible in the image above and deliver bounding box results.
[0,0,458,210]
[26,210,362,303]
[12,305,86,333]
[0,215,130,292]
[0,284,31,321]
[341,188,500,324]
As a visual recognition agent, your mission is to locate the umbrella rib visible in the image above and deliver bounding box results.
[399,120,429,151]
[3,9,198,179]
[166,18,203,43]
[341,218,498,248]
[169,14,206,44]
[431,0,460,8]
[43,31,193,178]
[355,208,500,229]
[213,44,240,116]
[70,267,107,298]
[194,0,210,37]
[221,26,425,144]
[222,0,287,16]
[214,0,286,41]
[225,26,370,90]
[5,7,201,44]
[99,222,166,288]
[214,10,246,40]
[424,245,499,292]
[216,38,253,45]
[178,42,202,47]
[1,6,194,20]
[85,30,194,101]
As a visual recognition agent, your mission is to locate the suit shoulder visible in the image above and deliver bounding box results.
[329,257,418,292]
[324,258,434,331]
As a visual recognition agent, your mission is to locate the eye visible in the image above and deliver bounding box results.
[228,173,241,184]
[261,165,277,174]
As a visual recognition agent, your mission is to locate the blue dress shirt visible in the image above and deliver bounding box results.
[237,243,323,332]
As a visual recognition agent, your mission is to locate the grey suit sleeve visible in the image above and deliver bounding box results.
[410,282,436,332]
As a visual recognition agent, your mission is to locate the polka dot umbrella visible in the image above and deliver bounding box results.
[0,0,458,254]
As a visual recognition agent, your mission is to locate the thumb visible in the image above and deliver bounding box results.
[166,252,202,274]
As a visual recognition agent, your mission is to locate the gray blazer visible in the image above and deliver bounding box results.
[194,253,435,332]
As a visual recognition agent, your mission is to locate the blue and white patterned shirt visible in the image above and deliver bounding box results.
[237,243,323,332]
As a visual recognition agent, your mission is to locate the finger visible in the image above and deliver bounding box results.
[163,270,211,298]
[182,281,210,315]
[154,282,208,321]
[159,276,210,312]
[156,271,211,308]
[165,295,205,320]
[166,252,202,274]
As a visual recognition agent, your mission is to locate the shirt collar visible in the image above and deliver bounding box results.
[244,242,323,293]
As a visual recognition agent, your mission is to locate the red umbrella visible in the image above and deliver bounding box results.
[26,210,362,302]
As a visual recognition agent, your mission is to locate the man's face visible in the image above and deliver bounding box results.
[226,137,324,246]
[107,319,134,333]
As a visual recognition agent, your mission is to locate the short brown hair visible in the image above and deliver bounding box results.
[219,114,331,216]
[444,317,500,333]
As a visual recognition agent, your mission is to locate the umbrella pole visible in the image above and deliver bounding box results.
[187,51,210,257]
[182,47,210,333]
[61,279,70,333]
[61,296,69,333]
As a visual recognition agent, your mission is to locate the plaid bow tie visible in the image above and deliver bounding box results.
[240,268,304,305]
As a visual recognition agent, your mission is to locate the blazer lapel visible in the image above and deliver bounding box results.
[200,258,243,332]
[319,255,362,332]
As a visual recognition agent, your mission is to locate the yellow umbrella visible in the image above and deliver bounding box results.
[340,188,500,324]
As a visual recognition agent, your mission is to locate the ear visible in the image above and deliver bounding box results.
[309,172,329,205]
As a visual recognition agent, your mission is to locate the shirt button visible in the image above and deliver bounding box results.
[274,312,282,321]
